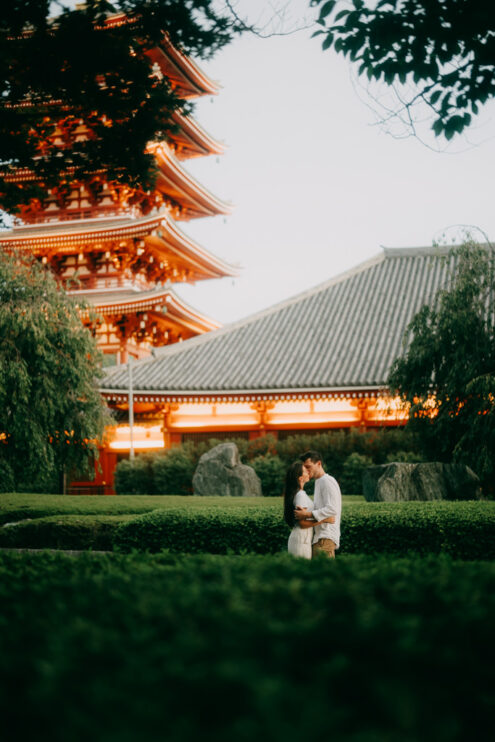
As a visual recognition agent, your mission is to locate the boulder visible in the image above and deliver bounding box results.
[363,462,482,502]
[192,443,262,497]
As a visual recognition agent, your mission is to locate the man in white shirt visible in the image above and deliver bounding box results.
[294,450,341,558]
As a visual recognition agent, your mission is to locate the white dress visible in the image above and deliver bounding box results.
[287,490,314,559]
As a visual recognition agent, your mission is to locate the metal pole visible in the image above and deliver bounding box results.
[128,356,134,460]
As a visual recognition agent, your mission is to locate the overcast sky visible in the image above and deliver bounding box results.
[174,0,495,325]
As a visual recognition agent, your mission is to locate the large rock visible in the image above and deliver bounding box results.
[363,462,482,502]
[193,443,262,497]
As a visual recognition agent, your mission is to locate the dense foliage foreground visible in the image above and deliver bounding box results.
[0,550,493,742]
[1,495,494,559]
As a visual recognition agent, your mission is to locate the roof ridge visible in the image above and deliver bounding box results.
[381,245,457,258]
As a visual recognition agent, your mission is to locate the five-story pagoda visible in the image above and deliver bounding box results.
[0,9,236,366]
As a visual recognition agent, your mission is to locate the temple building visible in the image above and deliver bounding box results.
[94,245,458,492]
[0,19,236,366]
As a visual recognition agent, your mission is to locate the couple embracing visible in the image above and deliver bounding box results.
[283,450,341,559]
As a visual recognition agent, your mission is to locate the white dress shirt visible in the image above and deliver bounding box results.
[311,473,342,548]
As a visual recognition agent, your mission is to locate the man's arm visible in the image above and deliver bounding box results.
[311,478,340,522]
[294,507,335,525]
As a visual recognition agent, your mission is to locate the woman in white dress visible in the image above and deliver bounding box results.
[284,460,335,559]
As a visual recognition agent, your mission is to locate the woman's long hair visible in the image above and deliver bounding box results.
[283,460,304,528]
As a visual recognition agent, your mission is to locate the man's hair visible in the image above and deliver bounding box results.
[301,450,323,465]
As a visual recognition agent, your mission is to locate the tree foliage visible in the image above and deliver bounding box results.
[388,241,495,492]
[0,251,109,491]
[311,0,495,139]
[0,0,239,217]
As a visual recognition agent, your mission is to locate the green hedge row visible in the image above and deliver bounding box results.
[0,550,494,742]
[0,515,131,551]
[114,501,495,559]
[2,501,494,559]
[114,429,424,496]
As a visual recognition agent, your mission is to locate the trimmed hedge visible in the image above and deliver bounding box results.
[2,498,494,559]
[0,514,131,551]
[0,551,494,742]
[114,501,495,559]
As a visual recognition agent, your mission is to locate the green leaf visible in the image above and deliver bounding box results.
[318,0,336,20]
[429,89,442,106]
[322,32,334,50]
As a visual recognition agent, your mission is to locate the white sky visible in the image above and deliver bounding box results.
[174,0,495,325]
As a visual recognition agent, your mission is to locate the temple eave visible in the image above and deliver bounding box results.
[101,386,385,402]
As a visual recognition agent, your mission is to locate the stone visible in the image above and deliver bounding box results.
[363,462,482,502]
[192,443,262,497]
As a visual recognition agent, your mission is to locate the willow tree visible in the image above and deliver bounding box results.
[388,241,495,492]
[0,252,109,493]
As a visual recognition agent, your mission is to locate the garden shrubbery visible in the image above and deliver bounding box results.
[0,514,130,551]
[3,499,493,559]
[0,550,493,742]
[251,453,286,496]
[114,428,424,495]
[114,501,495,559]
[114,454,155,495]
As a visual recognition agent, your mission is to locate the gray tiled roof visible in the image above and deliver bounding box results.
[101,246,464,394]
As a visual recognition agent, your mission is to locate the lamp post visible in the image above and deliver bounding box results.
[128,356,134,460]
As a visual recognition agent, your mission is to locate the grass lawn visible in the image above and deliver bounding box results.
[0,492,364,524]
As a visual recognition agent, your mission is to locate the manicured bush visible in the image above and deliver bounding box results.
[114,501,495,559]
[114,454,155,495]
[340,452,374,494]
[152,444,196,494]
[114,507,285,554]
[0,551,493,742]
[0,515,130,550]
[251,453,285,496]
[2,497,493,560]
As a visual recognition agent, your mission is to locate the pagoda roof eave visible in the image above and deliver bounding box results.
[158,38,220,98]
[0,210,239,281]
[102,14,219,97]
[158,214,238,279]
[76,286,221,333]
[0,213,166,248]
[171,111,226,158]
[152,143,232,218]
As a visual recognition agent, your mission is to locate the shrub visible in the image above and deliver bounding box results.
[114,507,285,554]
[0,515,127,550]
[153,444,196,495]
[4,499,493,560]
[0,551,493,742]
[114,454,155,495]
[340,452,374,494]
[251,453,285,496]
[114,501,495,559]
